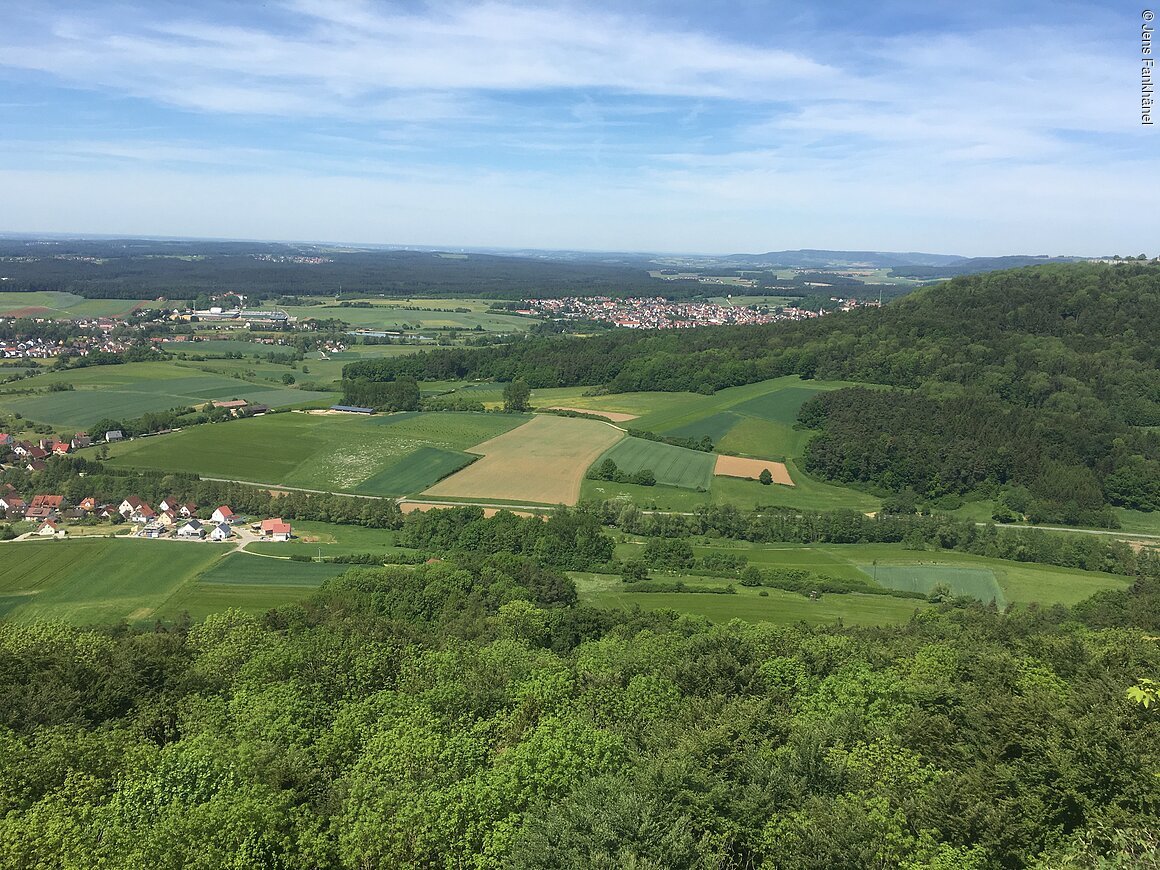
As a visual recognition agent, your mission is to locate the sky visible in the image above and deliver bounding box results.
[0,0,1153,256]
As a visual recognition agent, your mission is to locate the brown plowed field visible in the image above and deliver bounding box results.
[713,455,794,486]
[542,407,638,422]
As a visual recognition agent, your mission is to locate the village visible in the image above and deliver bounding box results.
[518,295,879,329]
[0,485,293,544]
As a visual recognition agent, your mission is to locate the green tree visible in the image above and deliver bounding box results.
[503,379,531,412]
[759,468,773,485]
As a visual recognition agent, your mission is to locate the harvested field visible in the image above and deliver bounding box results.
[422,415,624,505]
[714,455,794,485]
[543,406,638,422]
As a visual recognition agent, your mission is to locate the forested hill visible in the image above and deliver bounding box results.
[347,262,1160,422]
[347,263,1160,522]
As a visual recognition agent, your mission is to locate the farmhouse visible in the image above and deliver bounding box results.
[259,518,293,541]
[211,506,236,524]
[212,399,249,411]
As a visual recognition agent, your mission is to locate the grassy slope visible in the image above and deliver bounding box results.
[594,437,716,489]
[105,411,527,495]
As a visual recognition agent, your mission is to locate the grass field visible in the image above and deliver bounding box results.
[423,415,625,504]
[0,361,322,428]
[281,299,533,333]
[571,571,927,626]
[862,564,1006,607]
[593,437,716,489]
[0,539,224,623]
[106,411,526,496]
[0,291,144,319]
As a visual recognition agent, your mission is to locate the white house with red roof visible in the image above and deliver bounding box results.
[260,517,293,542]
[211,505,236,524]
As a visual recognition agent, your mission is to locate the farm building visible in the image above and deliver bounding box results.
[259,518,293,541]
[330,405,375,415]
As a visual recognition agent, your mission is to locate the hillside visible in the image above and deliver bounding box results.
[347,263,1160,522]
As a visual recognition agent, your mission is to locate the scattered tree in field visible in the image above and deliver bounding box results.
[759,468,773,485]
[621,560,649,583]
[281,373,296,385]
[503,378,531,412]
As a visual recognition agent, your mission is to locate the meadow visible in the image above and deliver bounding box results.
[422,414,624,504]
[106,411,526,496]
[0,361,322,428]
[281,298,534,332]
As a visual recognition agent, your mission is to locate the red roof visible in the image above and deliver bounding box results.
[30,494,64,509]
[215,505,235,518]
[268,522,291,536]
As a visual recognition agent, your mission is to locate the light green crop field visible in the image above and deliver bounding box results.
[571,571,927,626]
[0,361,323,428]
[0,539,224,623]
[0,291,144,319]
[594,438,716,489]
[0,524,401,623]
[862,564,1006,607]
[105,410,527,496]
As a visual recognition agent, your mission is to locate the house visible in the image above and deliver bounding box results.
[26,494,65,521]
[50,441,70,456]
[0,495,26,517]
[211,506,236,524]
[247,404,269,416]
[78,497,97,513]
[176,519,205,539]
[209,522,233,541]
[71,432,92,449]
[260,518,292,541]
[130,504,156,524]
[0,433,12,448]
[158,496,182,514]
[179,502,198,518]
[156,509,178,527]
[105,430,124,443]
[139,522,166,539]
[119,496,144,517]
[25,460,47,473]
[36,520,63,537]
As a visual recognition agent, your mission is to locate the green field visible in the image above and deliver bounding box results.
[281,299,533,332]
[594,437,716,489]
[0,522,405,624]
[571,571,927,626]
[0,361,325,428]
[862,564,1006,607]
[0,539,224,623]
[106,410,526,496]
[0,291,145,319]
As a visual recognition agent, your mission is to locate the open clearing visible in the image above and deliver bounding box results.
[713,455,794,485]
[594,437,716,490]
[423,415,624,504]
[107,411,525,496]
[0,291,144,319]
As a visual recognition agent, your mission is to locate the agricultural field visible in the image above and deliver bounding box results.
[571,571,928,626]
[0,290,146,319]
[0,361,323,428]
[423,414,624,505]
[106,411,526,496]
[713,455,793,485]
[0,521,407,624]
[0,538,224,623]
[593,437,716,490]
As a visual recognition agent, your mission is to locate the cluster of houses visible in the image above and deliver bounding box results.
[0,432,92,471]
[0,485,292,543]
[0,329,136,361]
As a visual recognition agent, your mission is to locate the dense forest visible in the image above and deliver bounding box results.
[349,263,1160,521]
[1,530,1158,868]
[0,239,699,300]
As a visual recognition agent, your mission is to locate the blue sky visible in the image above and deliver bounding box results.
[0,0,1152,255]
